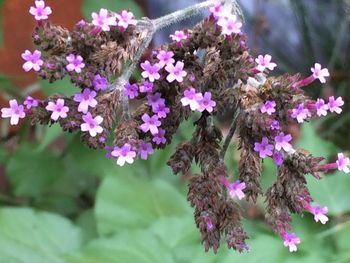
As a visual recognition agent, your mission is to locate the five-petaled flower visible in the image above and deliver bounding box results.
[311,204,329,224]
[217,14,242,36]
[260,100,276,115]
[147,93,165,110]
[139,81,154,93]
[198,92,216,113]
[209,2,223,19]
[93,74,108,91]
[255,54,277,72]
[283,232,300,252]
[291,103,310,123]
[254,137,274,158]
[66,54,85,73]
[157,50,175,68]
[115,10,137,29]
[29,0,52,21]
[140,113,161,135]
[111,143,137,166]
[271,120,280,130]
[1,99,26,125]
[180,88,201,111]
[23,96,39,109]
[327,96,344,114]
[80,112,104,137]
[45,99,69,121]
[141,60,161,82]
[315,98,329,116]
[152,128,167,145]
[21,50,44,72]
[153,102,170,119]
[124,83,139,99]
[169,30,187,43]
[138,140,154,160]
[165,61,187,83]
[221,177,246,200]
[73,88,98,114]
[91,8,117,31]
[274,132,293,152]
[311,63,330,83]
[336,153,350,173]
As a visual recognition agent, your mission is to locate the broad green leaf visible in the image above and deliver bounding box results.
[36,123,63,151]
[95,174,191,235]
[40,77,77,97]
[0,208,83,263]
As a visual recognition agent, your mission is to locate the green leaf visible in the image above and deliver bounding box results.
[39,77,77,97]
[82,0,143,20]
[0,207,83,263]
[95,174,191,235]
[35,123,63,151]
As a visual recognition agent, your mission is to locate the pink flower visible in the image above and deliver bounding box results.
[73,88,97,114]
[111,143,137,166]
[93,74,108,91]
[138,140,154,160]
[328,96,344,114]
[21,50,44,72]
[271,120,280,130]
[1,99,26,125]
[165,61,187,83]
[255,54,277,72]
[209,2,223,19]
[336,153,350,173]
[23,96,39,109]
[156,50,175,68]
[198,92,216,113]
[260,100,276,115]
[169,30,187,43]
[45,99,69,121]
[291,103,310,123]
[123,83,139,99]
[180,88,201,111]
[217,14,242,36]
[254,137,274,158]
[315,98,329,116]
[221,177,246,200]
[153,103,170,119]
[152,128,166,145]
[274,132,293,152]
[311,204,328,224]
[66,54,85,73]
[29,0,52,21]
[115,10,137,29]
[283,232,300,252]
[141,60,161,82]
[91,8,117,31]
[139,81,154,93]
[147,93,165,110]
[311,63,330,83]
[80,112,104,137]
[140,113,161,135]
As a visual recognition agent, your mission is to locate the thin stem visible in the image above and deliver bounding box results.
[220,109,240,159]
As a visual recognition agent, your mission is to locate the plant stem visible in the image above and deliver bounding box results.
[220,109,240,159]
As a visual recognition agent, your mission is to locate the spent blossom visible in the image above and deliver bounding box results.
[73,88,98,114]
[157,50,175,68]
[198,92,216,113]
[170,30,187,43]
[123,83,139,99]
[152,128,167,145]
[260,100,276,115]
[93,74,108,91]
[254,137,274,158]
[291,103,310,123]
[141,60,161,82]
[21,50,44,72]
[111,143,137,166]
[282,232,300,252]
[138,140,154,160]
[217,14,242,36]
[80,112,104,137]
[327,96,344,114]
[66,54,85,73]
[115,10,137,29]
[255,54,277,72]
[23,96,39,109]
[274,132,293,152]
[221,177,246,200]
[91,8,117,31]
[140,113,161,135]
[1,99,26,125]
[29,0,52,21]
[45,99,69,121]
[165,61,187,83]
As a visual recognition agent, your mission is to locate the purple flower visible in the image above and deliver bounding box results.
[273,152,284,166]
[156,50,175,68]
[336,153,350,173]
[274,132,293,152]
[23,96,39,109]
[92,8,117,31]
[169,30,187,42]
[217,14,242,36]
[123,83,139,99]
[140,114,161,135]
[105,146,116,159]
[188,74,196,82]
[180,88,201,111]
[80,112,104,137]
[138,140,154,160]
[111,143,137,166]
[205,216,214,232]
[271,120,280,130]
[139,81,154,93]
[29,0,52,21]
[209,2,223,19]
[153,102,170,119]
[66,54,85,73]
[311,63,330,83]
[315,98,329,116]
[147,93,165,110]
[141,60,161,82]
[291,103,310,123]
[45,99,69,121]
[1,99,26,125]
[93,74,108,91]
[152,128,166,145]
[328,96,344,114]
[254,137,274,158]
[73,88,98,114]
[21,50,44,72]
[221,177,246,200]
[115,10,137,29]
[255,54,277,72]
[165,61,187,83]
[283,232,300,252]
[198,92,216,113]
[260,100,276,115]
[311,204,328,224]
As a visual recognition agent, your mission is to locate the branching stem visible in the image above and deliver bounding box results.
[220,109,240,159]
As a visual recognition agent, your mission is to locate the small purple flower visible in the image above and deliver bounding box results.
[1,99,26,125]
[274,132,293,152]
[271,120,280,130]
[21,50,44,72]
[209,2,223,19]
[115,10,137,29]
[123,83,139,99]
[23,96,39,109]
[165,61,187,83]
[291,103,310,123]
[255,54,277,72]
[169,30,187,43]
[180,88,201,111]
[140,113,161,135]
[217,14,242,36]
[66,54,85,73]
[111,143,137,166]
[336,153,350,173]
[315,98,329,116]
[29,0,52,21]
[311,63,330,83]
[198,92,216,113]
[141,60,161,82]
[156,50,175,68]
[260,100,276,115]
[273,152,284,166]
[139,81,154,93]
[283,232,301,252]
[91,8,117,31]
[152,128,166,145]
[105,146,116,159]
[328,96,344,114]
[80,112,104,137]
[73,88,98,114]
[221,177,246,200]
[311,204,328,224]
[205,216,214,232]
[254,137,274,158]
[138,140,154,160]
[153,103,170,119]
[45,98,69,121]
[147,93,165,110]
[93,74,108,91]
